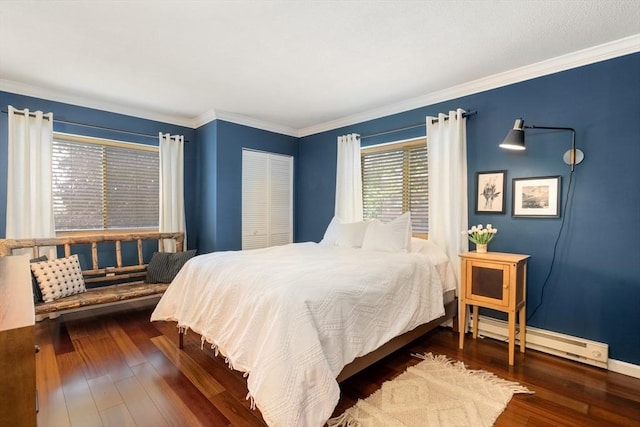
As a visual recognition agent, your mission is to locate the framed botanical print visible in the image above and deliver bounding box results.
[512,176,561,218]
[475,170,506,214]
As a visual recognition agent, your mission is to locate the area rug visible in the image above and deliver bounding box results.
[328,353,533,427]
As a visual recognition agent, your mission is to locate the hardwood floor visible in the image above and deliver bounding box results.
[34,302,640,426]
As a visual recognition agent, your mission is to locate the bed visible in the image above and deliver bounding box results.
[151,218,457,427]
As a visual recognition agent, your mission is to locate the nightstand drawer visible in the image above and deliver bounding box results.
[466,260,510,307]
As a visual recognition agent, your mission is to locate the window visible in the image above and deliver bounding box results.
[52,133,159,232]
[361,138,428,235]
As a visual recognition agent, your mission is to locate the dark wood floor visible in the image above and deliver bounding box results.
[34,301,640,426]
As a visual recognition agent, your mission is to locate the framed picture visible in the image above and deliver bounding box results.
[475,170,506,214]
[512,176,561,218]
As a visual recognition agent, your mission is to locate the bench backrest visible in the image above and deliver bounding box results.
[0,232,184,288]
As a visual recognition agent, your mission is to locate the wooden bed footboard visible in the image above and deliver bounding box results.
[177,297,458,382]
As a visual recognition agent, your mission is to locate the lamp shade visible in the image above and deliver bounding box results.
[498,118,583,170]
[499,119,526,150]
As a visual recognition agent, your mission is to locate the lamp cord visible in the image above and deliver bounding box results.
[527,168,575,322]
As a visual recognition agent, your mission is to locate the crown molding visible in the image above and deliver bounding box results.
[0,76,299,136]
[193,109,218,128]
[211,109,300,137]
[0,78,197,128]
[298,34,640,137]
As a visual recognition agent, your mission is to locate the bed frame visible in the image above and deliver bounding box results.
[177,296,457,383]
[337,297,457,382]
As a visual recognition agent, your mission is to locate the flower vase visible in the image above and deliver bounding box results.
[476,243,488,254]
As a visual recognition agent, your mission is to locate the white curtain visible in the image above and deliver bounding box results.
[6,106,56,258]
[426,109,469,291]
[159,133,185,251]
[335,133,363,222]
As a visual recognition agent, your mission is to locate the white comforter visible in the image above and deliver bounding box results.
[151,242,455,426]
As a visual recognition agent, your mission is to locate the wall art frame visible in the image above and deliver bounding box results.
[475,170,507,214]
[512,175,561,218]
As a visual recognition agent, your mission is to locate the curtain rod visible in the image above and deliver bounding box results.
[1,109,187,142]
[359,110,477,140]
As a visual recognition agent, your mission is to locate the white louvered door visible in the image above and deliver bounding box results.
[242,150,293,250]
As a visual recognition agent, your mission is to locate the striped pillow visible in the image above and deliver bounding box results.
[145,250,196,283]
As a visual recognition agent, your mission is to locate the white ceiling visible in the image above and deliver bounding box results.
[1,1,639,137]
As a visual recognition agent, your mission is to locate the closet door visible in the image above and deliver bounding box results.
[242,150,293,250]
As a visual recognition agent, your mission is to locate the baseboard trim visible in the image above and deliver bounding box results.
[608,359,640,380]
[476,315,608,368]
[475,315,640,379]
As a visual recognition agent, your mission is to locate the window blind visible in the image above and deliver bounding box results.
[105,145,159,229]
[361,141,428,234]
[408,145,429,234]
[52,136,159,231]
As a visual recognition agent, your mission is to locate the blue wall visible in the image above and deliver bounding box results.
[0,91,199,249]
[196,120,298,253]
[297,53,640,365]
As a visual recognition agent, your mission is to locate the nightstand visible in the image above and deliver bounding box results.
[458,251,530,366]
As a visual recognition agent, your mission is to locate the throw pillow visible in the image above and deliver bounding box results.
[145,249,197,284]
[321,216,370,248]
[320,216,341,244]
[30,255,48,304]
[30,255,87,303]
[362,212,413,252]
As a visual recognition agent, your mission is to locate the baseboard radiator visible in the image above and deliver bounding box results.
[476,315,609,368]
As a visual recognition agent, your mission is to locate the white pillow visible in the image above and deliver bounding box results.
[321,216,341,244]
[321,216,370,248]
[362,212,412,252]
[409,237,449,265]
[30,254,86,303]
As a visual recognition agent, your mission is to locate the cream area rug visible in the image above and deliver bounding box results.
[328,353,533,427]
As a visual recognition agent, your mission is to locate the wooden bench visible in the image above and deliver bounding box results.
[0,232,184,317]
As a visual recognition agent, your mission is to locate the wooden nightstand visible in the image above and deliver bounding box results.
[458,251,530,366]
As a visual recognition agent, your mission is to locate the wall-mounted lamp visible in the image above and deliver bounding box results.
[499,118,584,171]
